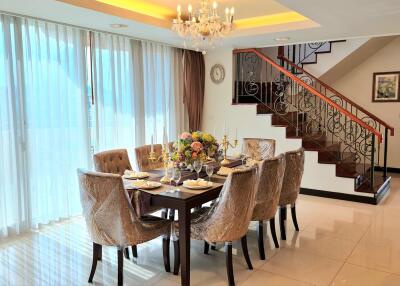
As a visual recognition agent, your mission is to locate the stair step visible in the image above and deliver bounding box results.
[336,162,369,179]
[271,112,306,125]
[319,151,356,164]
[356,175,391,194]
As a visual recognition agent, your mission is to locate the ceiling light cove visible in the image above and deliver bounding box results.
[95,0,175,20]
[235,12,309,30]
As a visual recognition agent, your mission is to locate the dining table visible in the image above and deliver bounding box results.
[124,159,243,286]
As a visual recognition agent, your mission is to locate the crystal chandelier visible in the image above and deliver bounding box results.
[172,1,235,54]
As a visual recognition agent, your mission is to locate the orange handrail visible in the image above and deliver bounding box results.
[233,48,383,143]
[279,56,395,136]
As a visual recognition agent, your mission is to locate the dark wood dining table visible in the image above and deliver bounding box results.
[125,160,242,286]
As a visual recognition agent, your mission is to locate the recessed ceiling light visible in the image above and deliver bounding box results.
[110,24,128,29]
[274,37,290,42]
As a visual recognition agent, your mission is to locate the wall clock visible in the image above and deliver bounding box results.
[210,64,225,84]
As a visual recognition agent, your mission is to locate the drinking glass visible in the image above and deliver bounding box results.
[206,165,214,182]
[240,153,248,166]
[193,160,203,179]
[172,168,182,191]
[167,167,173,186]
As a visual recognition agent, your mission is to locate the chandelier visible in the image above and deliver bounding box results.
[172,1,235,54]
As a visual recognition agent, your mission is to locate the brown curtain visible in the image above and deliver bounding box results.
[183,50,205,131]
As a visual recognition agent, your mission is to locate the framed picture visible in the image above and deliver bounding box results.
[372,71,400,102]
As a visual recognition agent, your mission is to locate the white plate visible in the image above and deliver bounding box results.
[129,181,161,190]
[123,173,150,180]
[183,181,213,190]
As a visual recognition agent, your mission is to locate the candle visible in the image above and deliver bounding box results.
[213,126,216,136]
[235,128,237,140]
[223,120,227,135]
[151,135,154,152]
[225,7,229,22]
[163,125,167,145]
[230,7,235,22]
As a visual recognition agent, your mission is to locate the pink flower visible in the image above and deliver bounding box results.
[191,141,203,152]
[180,132,192,140]
[192,152,198,159]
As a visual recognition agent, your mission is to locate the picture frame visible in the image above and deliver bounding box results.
[372,71,400,102]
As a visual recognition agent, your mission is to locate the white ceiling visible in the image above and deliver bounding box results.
[1,0,400,49]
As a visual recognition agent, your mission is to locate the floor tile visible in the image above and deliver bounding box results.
[331,263,400,286]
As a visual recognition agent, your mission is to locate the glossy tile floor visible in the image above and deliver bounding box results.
[1,174,399,286]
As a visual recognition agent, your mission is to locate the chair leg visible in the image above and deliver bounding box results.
[226,242,235,286]
[241,235,253,270]
[97,245,102,261]
[163,237,171,272]
[88,242,101,283]
[269,218,279,248]
[173,239,180,275]
[279,206,287,240]
[257,221,265,260]
[204,241,210,254]
[132,245,138,258]
[291,204,299,231]
[117,248,124,286]
[124,247,130,259]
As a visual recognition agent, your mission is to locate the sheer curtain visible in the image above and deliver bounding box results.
[142,41,186,145]
[0,15,91,236]
[92,33,140,152]
[0,15,28,237]
[92,35,187,158]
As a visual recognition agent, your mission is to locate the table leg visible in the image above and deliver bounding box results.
[179,206,191,286]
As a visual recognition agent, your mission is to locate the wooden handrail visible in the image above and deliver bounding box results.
[233,48,383,142]
[278,55,395,136]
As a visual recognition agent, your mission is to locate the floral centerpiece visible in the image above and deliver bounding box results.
[171,131,221,166]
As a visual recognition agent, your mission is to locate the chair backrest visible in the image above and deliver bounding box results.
[252,154,286,221]
[279,148,305,206]
[134,143,174,172]
[77,169,138,246]
[93,149,132,175]
[243,138,275,161]
[203,167,258,242]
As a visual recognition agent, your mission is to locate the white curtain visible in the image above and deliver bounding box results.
[142,41,187,145]
[92,33,141,152]
[0,15,91,236]
[92,35,187,162]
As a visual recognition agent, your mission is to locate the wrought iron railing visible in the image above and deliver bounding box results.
[282,41,344,74]
[233,48,394,192]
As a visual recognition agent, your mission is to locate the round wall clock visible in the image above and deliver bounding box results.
[210,64,225,84]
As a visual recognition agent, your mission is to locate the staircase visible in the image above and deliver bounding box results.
[232,46,394,204]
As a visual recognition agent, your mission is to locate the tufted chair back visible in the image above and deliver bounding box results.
[279,148,305,206]
[243,138,275,161]
[252,154,286,221]
[93,149,132,175]
[196,167,258,242]
[135,143,174,172]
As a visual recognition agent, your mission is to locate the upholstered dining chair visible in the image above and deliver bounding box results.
[173,167,258,286]
[251,154,286,260]
[93,149,140,259]
[135,143,174,172]
[243,138,276,161]
[77,169,172,285]
[93,149,133,176]
[279,148,305,240]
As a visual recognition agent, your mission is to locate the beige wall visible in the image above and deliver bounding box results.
[331,37,400,168]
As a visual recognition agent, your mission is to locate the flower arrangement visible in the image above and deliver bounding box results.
[171,131,221,165]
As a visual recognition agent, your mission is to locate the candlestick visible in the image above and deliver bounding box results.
[220,134,238,165]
